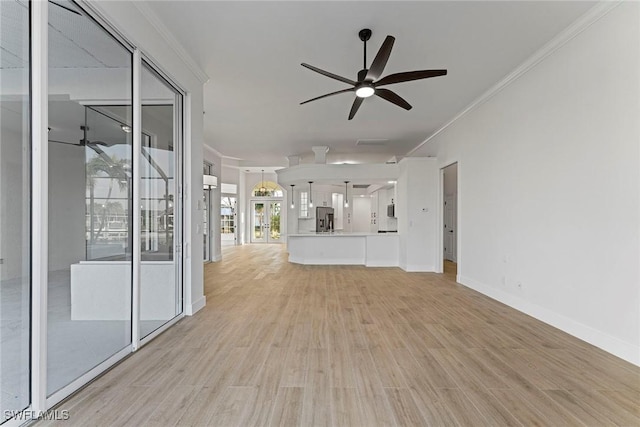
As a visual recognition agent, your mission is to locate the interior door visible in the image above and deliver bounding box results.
[444,195,457,262]
[251,200,282,243]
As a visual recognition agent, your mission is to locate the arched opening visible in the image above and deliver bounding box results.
[252,180,284,198]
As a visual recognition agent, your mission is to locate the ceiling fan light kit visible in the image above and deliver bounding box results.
[301,28,447,120]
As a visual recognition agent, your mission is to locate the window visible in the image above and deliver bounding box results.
[221,197,236,234]
[252,180,283,198]
[300,191,309,217]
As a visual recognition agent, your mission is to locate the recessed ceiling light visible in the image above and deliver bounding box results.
[388,180,396,184]
[121,125,131,133]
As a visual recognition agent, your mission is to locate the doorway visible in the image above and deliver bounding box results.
[250,200,282,243]
[442,163,458,274]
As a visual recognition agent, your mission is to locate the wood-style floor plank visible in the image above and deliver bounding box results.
[38,245,640,427]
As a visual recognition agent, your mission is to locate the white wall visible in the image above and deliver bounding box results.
[397,158,438,272]
[94,2,207,315]
[221,165,240,186]
[203,148,222,261]
[416,3,639,364]
[443,163,457,197]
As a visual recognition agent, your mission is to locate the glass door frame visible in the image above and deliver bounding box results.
[27,0,188,416]
[137,60,184,344]
[250,199,283,243]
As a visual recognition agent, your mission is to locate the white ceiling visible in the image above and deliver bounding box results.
[145,1,596,167]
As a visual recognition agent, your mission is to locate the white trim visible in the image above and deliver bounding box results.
[31,0,48,413]
[131,49,142,351]
[45,346,131,408]
[407,1,621,156]
[130,2,209,85]
[183,92,193,316]
[436,168,445,274]
[75,1,134,51]
[400,264,437,273]
[204,143,228,160]
[186,296,207,316]
[458,275,640,367]
[175,88,184,318]
[437,160,460,274]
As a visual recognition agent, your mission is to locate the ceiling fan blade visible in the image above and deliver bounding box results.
[375,69,447,87]
[375,88,412,110]
[348,97,364,120]
[300,88,355,105]
[365,36,395,81]
[301,63,357,86]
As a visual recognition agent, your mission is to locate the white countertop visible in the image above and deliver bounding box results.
[288,231,400,267]
[288,232,398,237]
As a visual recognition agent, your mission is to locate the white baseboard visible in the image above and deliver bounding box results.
[212,254,222,262]
[365,261,399,267]
[401,264,436,273]
[186,295,206,316]
[458,275,640,366]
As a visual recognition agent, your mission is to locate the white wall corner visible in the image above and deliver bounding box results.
[186,295,206,316]
[400,264,437,273]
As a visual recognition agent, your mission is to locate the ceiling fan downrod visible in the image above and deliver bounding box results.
[359,28,372,75]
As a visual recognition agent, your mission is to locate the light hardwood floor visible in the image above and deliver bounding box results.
[40,244,639,426]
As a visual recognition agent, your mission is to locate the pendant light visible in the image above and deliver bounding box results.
[257,169,267,196]
[290,184,295,209]
[344,181,350,208]
[308,181,314,208]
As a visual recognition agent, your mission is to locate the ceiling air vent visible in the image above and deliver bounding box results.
[356,139,388,147]
[352,184,370,189]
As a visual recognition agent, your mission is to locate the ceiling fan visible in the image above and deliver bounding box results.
[301,29,447,120]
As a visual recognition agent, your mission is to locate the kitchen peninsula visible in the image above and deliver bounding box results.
[287,232,399,267]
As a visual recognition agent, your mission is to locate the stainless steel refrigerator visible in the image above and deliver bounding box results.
[315,206,335,232]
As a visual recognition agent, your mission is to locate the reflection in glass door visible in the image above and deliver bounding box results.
[139,62,183,339]
[250,201,282,243]
[0,0,30,415]
[46,0,133,397]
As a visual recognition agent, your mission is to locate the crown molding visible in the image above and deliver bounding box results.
[203,144,226,159]
[131,2,210,85]
[407,1,621,157]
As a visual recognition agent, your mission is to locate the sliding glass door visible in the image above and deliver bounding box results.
[0,0,31,419]
[0,1,187,421]
[46,0,133,396]
[139,63,183,339]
